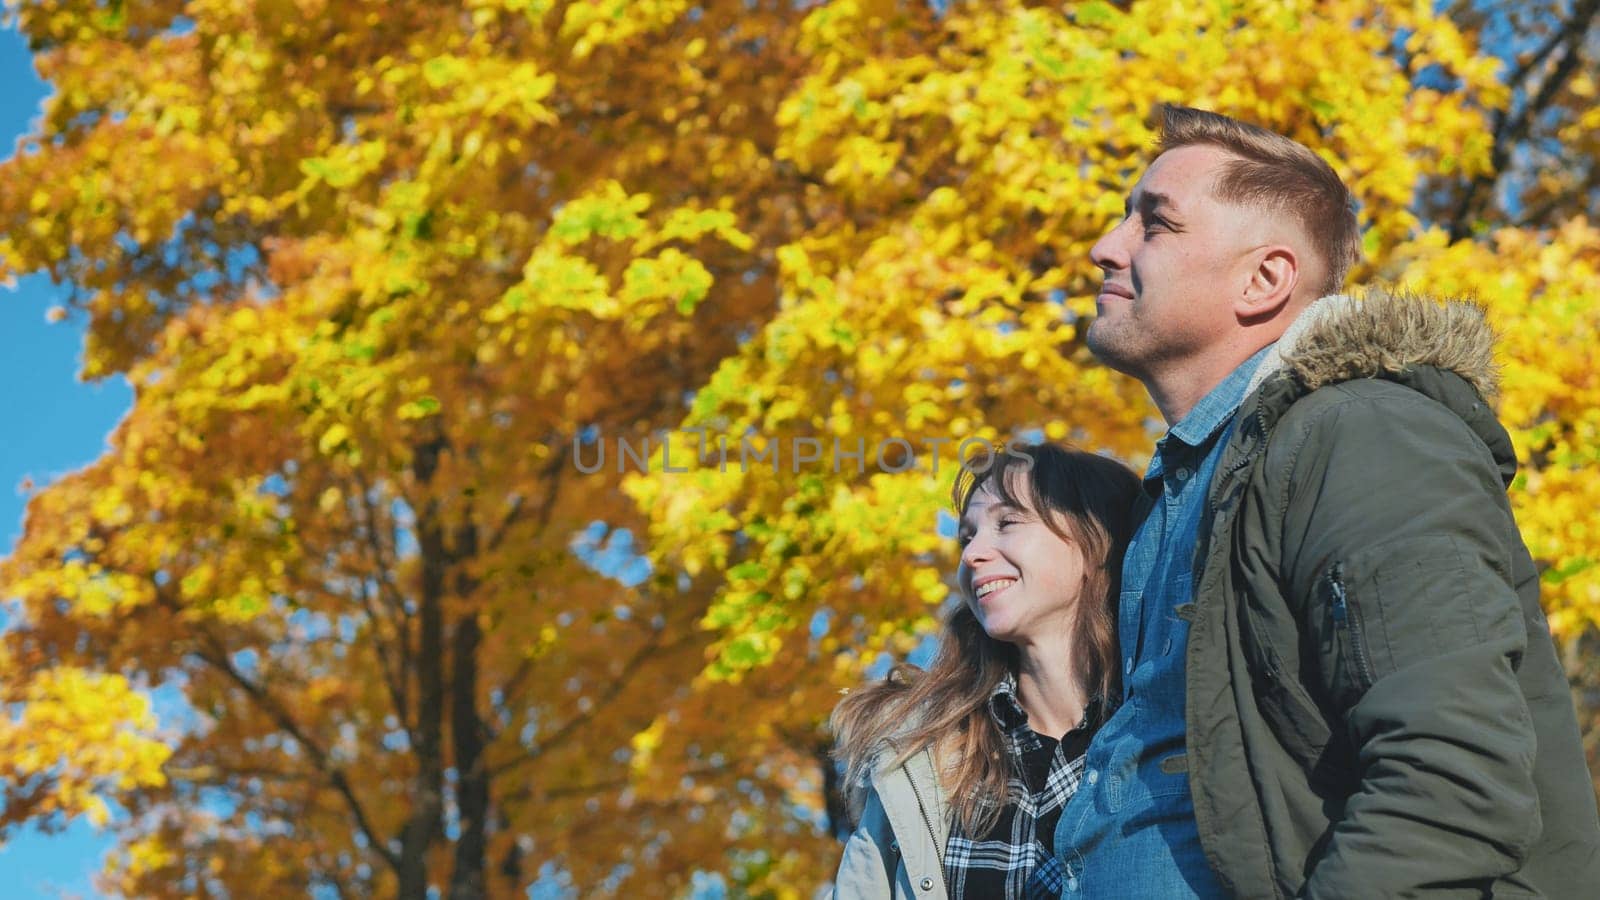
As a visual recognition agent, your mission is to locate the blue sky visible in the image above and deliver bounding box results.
[0,19,131,898]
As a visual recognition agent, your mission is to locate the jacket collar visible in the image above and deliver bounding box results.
[1267,291,1499,401]
[1235,290,1515,484]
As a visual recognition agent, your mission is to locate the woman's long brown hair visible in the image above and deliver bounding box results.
[830,442,1141,835]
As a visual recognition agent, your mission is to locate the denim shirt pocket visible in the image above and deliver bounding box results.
[1100,739,1191,813]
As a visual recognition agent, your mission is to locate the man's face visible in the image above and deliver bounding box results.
[1085,144,1262,380]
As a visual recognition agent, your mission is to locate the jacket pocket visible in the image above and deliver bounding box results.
[1324,562,1376,699]
[1250,635,1354,793]
[1236,578,1350,786]
[1318,536,1509,699]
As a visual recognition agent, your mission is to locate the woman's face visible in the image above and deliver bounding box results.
[956,478,1089,648]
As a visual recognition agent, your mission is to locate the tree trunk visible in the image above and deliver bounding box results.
[399,439,450,899]
[449,522,490,899]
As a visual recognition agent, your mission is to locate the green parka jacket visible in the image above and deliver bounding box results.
[1188,293,1600,898]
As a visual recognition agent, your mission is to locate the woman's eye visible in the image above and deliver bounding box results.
[997,518,1020,529]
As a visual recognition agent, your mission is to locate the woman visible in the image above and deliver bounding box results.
[831,442,1141,899]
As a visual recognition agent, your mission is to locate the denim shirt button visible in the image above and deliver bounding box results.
[1086,768,1099,785]
[1066,876,1080,892]
[1124,657,1133,675]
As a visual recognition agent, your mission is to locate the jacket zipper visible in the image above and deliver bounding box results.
[1197,407,1262,593]
[1222,408,1264,478]
[904,753,949,894]
[1329,564,1375,689]
[1206,407,1263,523]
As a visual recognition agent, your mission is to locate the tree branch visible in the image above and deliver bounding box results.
[488,627,690,779]
[352,469,417,739]
[1447,0,1599,240]
[189,638,402,874]
[349,552,412,744]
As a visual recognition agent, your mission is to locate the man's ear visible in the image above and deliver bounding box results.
[1236,245,1298,324]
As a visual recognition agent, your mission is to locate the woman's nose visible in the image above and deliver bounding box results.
[961,533,993,568]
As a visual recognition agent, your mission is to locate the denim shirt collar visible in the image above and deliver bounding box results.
[1145,342,1277,488]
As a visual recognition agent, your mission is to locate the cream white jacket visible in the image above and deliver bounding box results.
[830,744,950,900]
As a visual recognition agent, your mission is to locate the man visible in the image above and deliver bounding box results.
[1052,104,1600,898]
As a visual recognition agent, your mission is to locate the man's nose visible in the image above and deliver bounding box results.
[1089,217,1132,271]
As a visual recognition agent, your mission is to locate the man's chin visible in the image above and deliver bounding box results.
[1085,321,1136,372]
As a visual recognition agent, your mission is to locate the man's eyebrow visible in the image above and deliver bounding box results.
[1138,190,1178,217]
[1122,190,1177,218]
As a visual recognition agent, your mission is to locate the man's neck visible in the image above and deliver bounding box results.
[1145,337,1280,425]
[1145,300,1327,423]
[1146,360,1246,425]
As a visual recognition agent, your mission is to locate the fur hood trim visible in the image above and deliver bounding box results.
[1246,290,1501,402]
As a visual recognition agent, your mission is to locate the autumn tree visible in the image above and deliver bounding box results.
[1,0,1597,897]
[1,0,814,895]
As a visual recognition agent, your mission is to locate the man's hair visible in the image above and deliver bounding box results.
[1158,104,1362,298]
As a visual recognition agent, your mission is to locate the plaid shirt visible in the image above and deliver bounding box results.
[942,676,1102,899]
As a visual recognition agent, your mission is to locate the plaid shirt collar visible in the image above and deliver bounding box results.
[987,674,1105,752]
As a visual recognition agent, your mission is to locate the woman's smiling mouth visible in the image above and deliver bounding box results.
[974,577,1017,601]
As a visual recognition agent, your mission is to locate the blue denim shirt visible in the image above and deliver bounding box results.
[1054,344,1274,897]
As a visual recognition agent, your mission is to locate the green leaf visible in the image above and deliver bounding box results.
[1076,1,1115,26]
[721,633,772,669]
[398,396,442,420]
[727,561,768,582]
[423,55,469,89]
[1543,557,1595,586]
